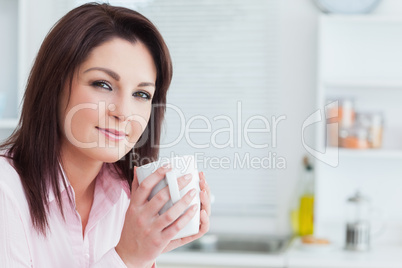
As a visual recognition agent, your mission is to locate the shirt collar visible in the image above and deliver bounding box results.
[47,162,72,203]
[97,163,131,204]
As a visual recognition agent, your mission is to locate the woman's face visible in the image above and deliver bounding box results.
[58,37,157,163]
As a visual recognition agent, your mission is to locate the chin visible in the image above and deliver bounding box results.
[85,146,132,163]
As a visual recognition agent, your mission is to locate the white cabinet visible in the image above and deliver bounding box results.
[314,15,402,237]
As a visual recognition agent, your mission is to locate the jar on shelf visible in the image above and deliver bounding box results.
[339,111,367,149]
[339,123,370,149]
[326,98,355,147]
[354,112,384,149]
[368,112,384,149]
[339,99,355,129]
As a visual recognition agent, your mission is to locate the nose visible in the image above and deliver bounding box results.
[108,95,132,122]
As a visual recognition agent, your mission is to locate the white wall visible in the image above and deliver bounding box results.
[18,0,74,104]
[275,0,319,234]
[0,0,18,119]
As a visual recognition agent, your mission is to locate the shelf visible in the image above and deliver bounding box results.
[322,79,402,90]
[325,147,402,159]
[321,14,402,23]
[0,119,19,129]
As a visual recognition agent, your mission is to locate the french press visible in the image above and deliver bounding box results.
[345,191,371,251]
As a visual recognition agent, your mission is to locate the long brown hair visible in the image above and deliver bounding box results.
[0,3,172,236]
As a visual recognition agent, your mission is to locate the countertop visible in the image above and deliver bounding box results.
[156,226,402,268]
[157,250,285,267]
[286,238,402,268]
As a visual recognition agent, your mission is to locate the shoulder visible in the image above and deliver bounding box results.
[0,154,30,217]
[0,153,18,175]
[0,154,22,188]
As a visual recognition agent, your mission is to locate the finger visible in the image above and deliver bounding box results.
[162,215,200,254]
[164,231,197,253]
[162,203,199,240]
[155,188,197,230]
[199,209,210,235]
[133,165,172,205]
[199,172,210,195]
[199,172,211,216]
[199,171,205,188]
[200,189,211,216]
[146,173,193,216]
[171,209,209,244]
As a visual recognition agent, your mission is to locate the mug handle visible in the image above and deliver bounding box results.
[165,171,181,204]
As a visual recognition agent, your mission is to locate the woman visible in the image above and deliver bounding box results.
[0,3,211,268]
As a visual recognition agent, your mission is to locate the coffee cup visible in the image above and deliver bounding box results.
[136,155,200,239]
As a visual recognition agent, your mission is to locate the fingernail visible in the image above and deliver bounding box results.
[190,189,196,197]
[162,163,171,170]
[192,204,198,211]
[184,174,192,180]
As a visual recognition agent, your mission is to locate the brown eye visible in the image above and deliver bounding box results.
[133,91,151,100]
[92,81,112,91]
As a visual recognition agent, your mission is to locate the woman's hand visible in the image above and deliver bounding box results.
[115,165,199,268]
[162,171,211,253]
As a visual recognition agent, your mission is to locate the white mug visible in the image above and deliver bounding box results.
[136,155,200,240]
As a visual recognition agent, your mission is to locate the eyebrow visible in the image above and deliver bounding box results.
[138,82,155,88]
[83,67,155,88]
[84,67,120,81]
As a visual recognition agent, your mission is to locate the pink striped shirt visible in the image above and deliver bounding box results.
[0,155,155,268]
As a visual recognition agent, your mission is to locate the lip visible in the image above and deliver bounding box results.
[96,127,127,141]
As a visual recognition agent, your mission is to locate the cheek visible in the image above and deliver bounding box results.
[68,89,102,126]
[62,89,102,141]
[64,105,99,142]
[74,108,99,128]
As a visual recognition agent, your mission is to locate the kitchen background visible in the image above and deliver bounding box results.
[1,0,402,267]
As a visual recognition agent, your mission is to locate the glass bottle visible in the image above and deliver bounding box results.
[298,157,314,236]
